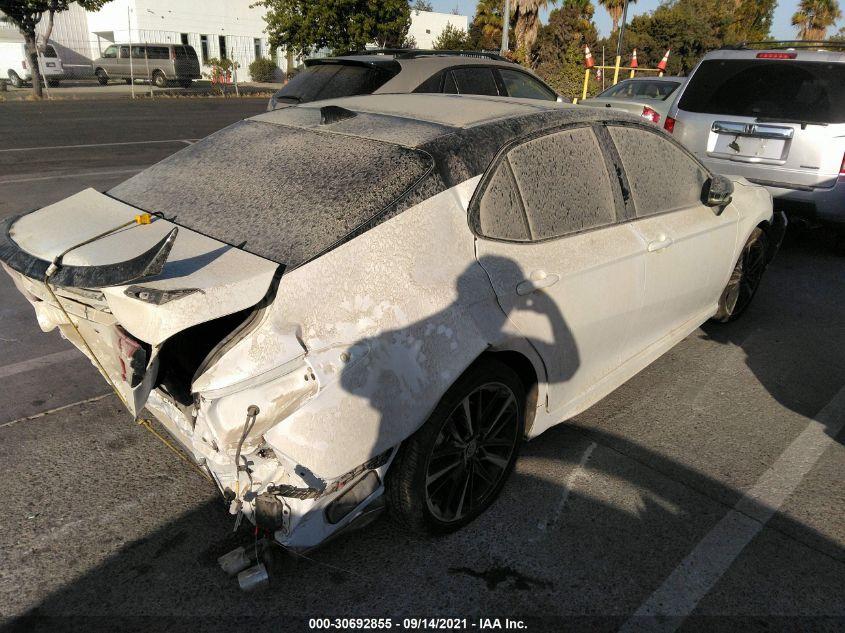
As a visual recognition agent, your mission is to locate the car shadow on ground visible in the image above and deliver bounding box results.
[700,227,845,439]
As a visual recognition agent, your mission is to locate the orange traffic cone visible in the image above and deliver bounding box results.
[630,49,639,69]
[657,49,671,72]
[584,46,595,69]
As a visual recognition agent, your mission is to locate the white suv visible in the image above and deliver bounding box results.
[665,42,845,238]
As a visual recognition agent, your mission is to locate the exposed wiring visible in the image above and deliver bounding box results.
[234,405,260,500]
[137,418,213,483]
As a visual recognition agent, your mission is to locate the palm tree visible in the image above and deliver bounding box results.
[598,0,637,34]
[791,0,842,40]
[472,0,507,49]
[514,0,556,55]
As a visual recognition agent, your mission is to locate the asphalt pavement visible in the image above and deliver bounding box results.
[0,98,843,632]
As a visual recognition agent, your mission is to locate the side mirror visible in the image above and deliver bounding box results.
[703,175,734,213]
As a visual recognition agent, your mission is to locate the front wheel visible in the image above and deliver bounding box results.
[47,79,60,87]
[712,227,769,323]
[95,69,108,85]
[387,359,525,534]
[8,71,23,88]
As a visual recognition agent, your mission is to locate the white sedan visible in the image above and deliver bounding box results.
[0,94,785,582]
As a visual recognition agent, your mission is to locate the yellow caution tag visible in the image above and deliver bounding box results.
[134,213,152,225]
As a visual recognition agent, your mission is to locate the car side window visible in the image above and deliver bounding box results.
[443,71,458,94]
[507,127,617,240]
[451,68,499,96]
[102,45,117,59]
[499,69,556,101]
[476,127,618,241]
[477,161,531,241]
[119,46,130,58]
[607,125,708,217]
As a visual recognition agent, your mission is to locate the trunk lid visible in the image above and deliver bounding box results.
[2,188,279,414]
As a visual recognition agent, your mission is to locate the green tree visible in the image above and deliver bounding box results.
[255,0,411,56]
[432,22,471,49]
[791,0,842,40]
[725,0,776,42]
[411,0,433,10]
[468,0,512,50]
[0,0,112,98]
[534,0,598,98]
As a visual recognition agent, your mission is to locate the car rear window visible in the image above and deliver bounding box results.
[274,63,396,104]
[678,59,845,124]
[174,46,196,59]
[598,80,680,101]
[43,45,58,58]
[109,120,432,267]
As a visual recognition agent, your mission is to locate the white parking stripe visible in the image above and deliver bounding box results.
[0,139,198,153]
[0,393,112,429]
[621,384,845,632]
[0,168,142,185]
[538,441,596,531]
[0,348,83,379]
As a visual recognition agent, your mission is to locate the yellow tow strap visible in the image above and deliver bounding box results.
[42,213,213,484]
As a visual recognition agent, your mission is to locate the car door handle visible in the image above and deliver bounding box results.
[647,235,674,252]
[516,272,560,296]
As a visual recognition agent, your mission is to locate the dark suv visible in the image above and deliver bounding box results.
[267,49,560,111]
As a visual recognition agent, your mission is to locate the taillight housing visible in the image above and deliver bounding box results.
[170,48,176,61]
[641,106,661,124]
[840,152,845,176]
[757,52,797,59]
[664,116,676,133]
[22,59,27,69]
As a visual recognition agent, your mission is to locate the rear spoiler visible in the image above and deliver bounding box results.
[0,213,178,288]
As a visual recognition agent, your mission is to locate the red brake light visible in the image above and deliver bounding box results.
[171,48,176,61]
[840,152,845,176]
[756,52,797,59]
[664,116,676,133]
[641,106,661,124]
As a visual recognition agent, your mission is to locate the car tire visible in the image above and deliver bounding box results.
[712,227,769,323]
[124,78,133,85]
[47,79,60,87]
[386,359,525,535]
[152,71,167,88]
[95,69,108,85]
[179,79,193,88]
[8,71,23,88]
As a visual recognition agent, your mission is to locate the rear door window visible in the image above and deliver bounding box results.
[174,46,196,59]
[119,46,130,58]
[451,68,500,96]
[476,127,618,241]
[607,125,708,217]
[499,69,556,101]
[678,59,845,124]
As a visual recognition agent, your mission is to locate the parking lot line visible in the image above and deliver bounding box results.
[0,349,84,380]
[0,168,143,185]
[0,139,199,153]
[621,384,845,632]
[0,393,112,429]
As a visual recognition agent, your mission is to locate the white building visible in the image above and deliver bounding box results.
[408,10,469,49]
[1,2,471,82]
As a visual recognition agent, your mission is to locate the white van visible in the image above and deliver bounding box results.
[0,38,64,88]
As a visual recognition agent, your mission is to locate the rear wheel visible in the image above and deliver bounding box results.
[95,69,108,85]
[8,71,23,88]
[179,78,193,88]
[124,78,133,85]
[387,359,525,534]
[712,227,769,323]
[47,79,60,87]
[152,71,167,88]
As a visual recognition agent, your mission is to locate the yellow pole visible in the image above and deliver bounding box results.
[581,68,590,100]
[629,67,635,79]
[612,56,621,85]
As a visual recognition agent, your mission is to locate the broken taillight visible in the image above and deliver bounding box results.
[664,116,677,133]
[116,327,148,388]
[641,106,661,124]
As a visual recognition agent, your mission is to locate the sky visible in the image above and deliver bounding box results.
[429,0,845,41]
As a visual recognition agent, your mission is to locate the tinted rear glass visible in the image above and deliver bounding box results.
[598,79,680,101]
[679,59,845,124]
[451,68,499,96]
[109,121,431,267]
[174,46,196,59]
[274,63,395,103]
[43,45,57,58]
